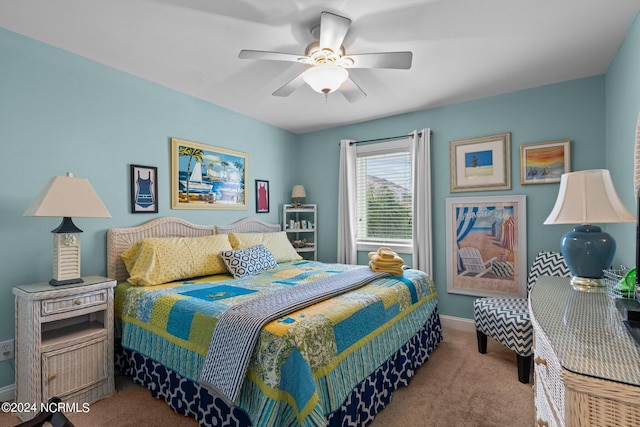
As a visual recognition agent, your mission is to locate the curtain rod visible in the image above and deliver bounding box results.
[347,129,431,145]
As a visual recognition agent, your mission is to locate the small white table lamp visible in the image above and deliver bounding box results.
[23,172,111,286]
[291,185,307,208]
[544,169,635,291]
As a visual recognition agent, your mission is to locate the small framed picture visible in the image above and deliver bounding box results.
[450,133,511,192]
[520,140,570,184]
[131,164,158,213]
[255,179,269,213]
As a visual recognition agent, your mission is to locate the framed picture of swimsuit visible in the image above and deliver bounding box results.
[130,164,158,213]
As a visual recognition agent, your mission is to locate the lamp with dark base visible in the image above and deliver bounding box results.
[544,170,635,292]
[23,172,111,286]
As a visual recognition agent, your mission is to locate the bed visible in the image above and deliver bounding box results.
[107,216,442,426]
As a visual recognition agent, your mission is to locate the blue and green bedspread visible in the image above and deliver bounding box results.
[115,260,438,426]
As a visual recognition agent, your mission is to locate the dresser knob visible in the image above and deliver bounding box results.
[74,299,82,305]
[48,373,57,381]
[534,356,547,366]
[536,418,549,427]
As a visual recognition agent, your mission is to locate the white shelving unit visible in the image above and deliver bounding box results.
[283,203,317,261]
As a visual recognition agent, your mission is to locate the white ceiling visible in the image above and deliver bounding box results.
[1,0,639,134]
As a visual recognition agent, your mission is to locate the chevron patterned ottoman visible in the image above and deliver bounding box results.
[473,251,570,383]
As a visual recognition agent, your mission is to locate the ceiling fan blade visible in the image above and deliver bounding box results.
[340,77,367,103]
[238,50,303,63]
[319,11,351,54]
[272,71,306,97]
[347,52,413,69]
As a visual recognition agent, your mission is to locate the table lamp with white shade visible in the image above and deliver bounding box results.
[544,169,635,291]
[291,185,307,208]
[23,172,111,286]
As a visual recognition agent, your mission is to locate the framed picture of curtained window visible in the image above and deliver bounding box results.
[450,133,511,192]
[130,164,158,213]
[445,195,527,298]
[171,137,247,209]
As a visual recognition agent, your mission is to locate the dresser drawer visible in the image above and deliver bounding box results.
[535,371,564,427]
[534,322,565,413]
[41,290,108,316]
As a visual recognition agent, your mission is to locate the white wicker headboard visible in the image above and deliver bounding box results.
[106,216,281,283]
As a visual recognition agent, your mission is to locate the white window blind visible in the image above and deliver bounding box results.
[355,139,413,250]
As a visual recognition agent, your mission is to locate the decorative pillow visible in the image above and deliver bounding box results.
[228,231,302,263]
[220,244,278,279]
[121,234,232,286]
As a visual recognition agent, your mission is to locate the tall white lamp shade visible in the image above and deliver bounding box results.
[24,172,111,286]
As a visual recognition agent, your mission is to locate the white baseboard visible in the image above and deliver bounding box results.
[0,383,15,402]
[440,314,475,332]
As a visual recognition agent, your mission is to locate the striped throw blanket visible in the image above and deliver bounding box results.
[199,267,387,404]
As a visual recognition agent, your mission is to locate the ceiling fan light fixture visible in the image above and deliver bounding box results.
[302,63,348,94]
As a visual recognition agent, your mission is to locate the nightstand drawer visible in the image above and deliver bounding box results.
[42,336,108,400]
[42,289,108,316]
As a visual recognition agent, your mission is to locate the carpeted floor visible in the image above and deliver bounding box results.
[0,327,534,427]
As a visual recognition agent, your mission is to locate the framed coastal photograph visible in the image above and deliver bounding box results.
[445,195,527,298]
[450,133,511,192]
[255,179,269,213]
[130,164,158,213]
[520,139,570,184]
[171,138,247,210]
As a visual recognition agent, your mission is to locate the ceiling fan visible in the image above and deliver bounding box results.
[238,11,413,102]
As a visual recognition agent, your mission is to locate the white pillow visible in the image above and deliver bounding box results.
[228,232,302,263]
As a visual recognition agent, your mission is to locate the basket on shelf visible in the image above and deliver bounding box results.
[602,266,636,299]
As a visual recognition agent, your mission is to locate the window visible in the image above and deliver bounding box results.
[355,138,413,253]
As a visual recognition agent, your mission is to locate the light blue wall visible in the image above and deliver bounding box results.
[297,76,608,321]
[605,12,640,268]
[0,28,298,388]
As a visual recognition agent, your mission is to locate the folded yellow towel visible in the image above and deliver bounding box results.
[377,247,397,259]
[368,247,404,276]
[369,253,403,267]
[369,261,404,276]
[368,247,401,260]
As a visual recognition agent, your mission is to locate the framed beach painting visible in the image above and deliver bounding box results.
[255,179,269,213]
[445,195,527,298]
[130,164,158,213]
[171,138,247,210]
[520,139,570,184]
[450,133,511,192]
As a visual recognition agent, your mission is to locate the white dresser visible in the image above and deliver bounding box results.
[529,276,640,427]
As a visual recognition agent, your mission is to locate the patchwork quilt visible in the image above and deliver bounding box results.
[115,260,438,426]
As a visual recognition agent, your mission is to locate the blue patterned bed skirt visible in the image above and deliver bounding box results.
[115,307,442,426]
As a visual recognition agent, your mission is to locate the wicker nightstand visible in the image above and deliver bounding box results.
[13,276,116,421]
[529,276,640,427]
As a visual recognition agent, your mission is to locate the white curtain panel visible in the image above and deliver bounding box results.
[411,129,433,275]
[337,139,357,264]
